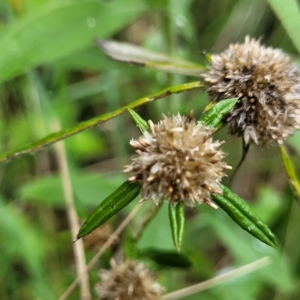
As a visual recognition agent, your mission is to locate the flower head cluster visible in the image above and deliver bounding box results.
[124,113,231,207]
[95,259,163,300]
[202,36,300,145]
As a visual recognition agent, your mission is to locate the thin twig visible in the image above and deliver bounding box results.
[58,203,142,300]
[162,256,272,300]
[52,120,91,300]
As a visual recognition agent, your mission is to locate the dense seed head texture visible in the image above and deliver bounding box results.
[124,114,231,208]
[202,36,300,145]
[95,260,164,300]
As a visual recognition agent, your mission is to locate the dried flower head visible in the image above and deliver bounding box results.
[202,36,300,145]
[95,259,164,300]
[124,113,231,208]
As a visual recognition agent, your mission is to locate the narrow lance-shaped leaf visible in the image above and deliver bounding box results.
[168,202,185,251]
[279,144,300,204]
[0,81,203,164]
[127,108,150,132]
[96,39,205,77]
[212,185,277,247]
[200,98,238,128]
[76,181,141,240]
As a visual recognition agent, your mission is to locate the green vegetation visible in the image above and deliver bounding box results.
[0,0,300,299]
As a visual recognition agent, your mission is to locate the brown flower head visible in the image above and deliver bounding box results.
[95,259,164,300]
[124,113,231,208]
[202,36,300,145]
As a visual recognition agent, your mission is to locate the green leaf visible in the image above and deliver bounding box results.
[141,248,192,268]
[200,98,238,128]
[0,1,146,83]
[0,81,202,163]
[267,0,300,53]
[20,172,126,208]
[76,181,141,240]
[279,144,300,203]
[127,108,150,132]
[211,185,277,247]
[97,39,205,77]
[168,202,185,251]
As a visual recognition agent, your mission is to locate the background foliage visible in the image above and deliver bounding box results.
[1,0,300,299]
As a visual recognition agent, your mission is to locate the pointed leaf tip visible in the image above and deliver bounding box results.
[212,185,277,248]
[127,108,149,132]
[169,202,185,251]
[76,181,141,239]
[200,98,238,128]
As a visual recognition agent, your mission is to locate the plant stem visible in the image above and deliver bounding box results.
[58,203,142,300]
[52,120,91,300]
[162,257,272,300]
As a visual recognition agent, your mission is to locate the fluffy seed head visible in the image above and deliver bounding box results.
[95,259,164,300]
[202,36,300,145]
[124,113,230,207]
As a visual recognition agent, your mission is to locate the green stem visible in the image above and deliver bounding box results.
[0,81,203,163]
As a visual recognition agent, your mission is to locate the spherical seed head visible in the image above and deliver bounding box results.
[95,259,164,300]
[202,36,300,145]
[124,114,230,207]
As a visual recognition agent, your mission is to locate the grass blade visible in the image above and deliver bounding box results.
[267,0,300,53]
[0,1,146,83]
[97,39,205,77]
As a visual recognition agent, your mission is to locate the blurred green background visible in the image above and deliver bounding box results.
[0,0,300,299]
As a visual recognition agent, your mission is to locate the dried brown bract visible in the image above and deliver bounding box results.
[95,259,163,300]
[124,114,231,208]
[202,36,300,145]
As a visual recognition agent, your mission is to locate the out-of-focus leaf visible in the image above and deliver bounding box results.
[267,0,300,53]
[212,185,277,247]
[0,81,203,163]
[200,98,238,128]
[279,144,300,203]
[127,108,150,132]
[203,206,295,293]
[288,131,300,157]
[138,202,174,250]
[97,39,205,77]
[168,203,185,251]
[20,172,126,208]
[141,248,192,268]
[0,198,45,272]
[0,198,54,298]
[76,181,141,239]
[0,1,146,83]
[66,130,106,160]
[252,186,285,225]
